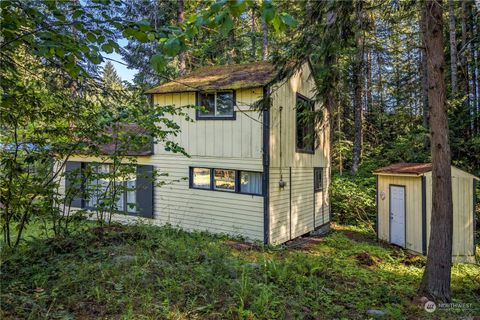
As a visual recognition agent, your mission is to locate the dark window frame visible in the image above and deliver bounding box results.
[213,168,236,192]
[190,167,212,190]
[82,163,137,214]
[195,91,236,120]
[314,167,323,192]
[189,167,264,196]
[295,93,315,154]
[239,171,264,196]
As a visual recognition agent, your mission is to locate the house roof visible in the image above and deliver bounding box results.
[145,62,275,94]
[373,163,433,175]
[98,124,153,156]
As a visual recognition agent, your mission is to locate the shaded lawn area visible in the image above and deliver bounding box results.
[1,222,478,319]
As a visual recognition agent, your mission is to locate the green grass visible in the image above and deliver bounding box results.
[1,222,478,319]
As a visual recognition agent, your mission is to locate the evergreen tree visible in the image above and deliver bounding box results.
[102,61,123,89]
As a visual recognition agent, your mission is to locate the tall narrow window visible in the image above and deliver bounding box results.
[314,168,323,192]
[126,178,136,213]
[197,91,235,119]
[296,94,315,153]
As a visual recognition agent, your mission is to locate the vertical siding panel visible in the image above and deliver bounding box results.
[187,93,197,156]
[214,120,223,156]
[241,92,252,159]
[205,120,215,156]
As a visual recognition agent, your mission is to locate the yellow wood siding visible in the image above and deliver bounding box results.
[69,155,264,241]
[425,168,475,263]
[377,176,423,253]
[291,167,314,238]
[377,166,475,263]
[268,168,291,244]
[315,167,330,228]
[152,88,263,159]
[268,62,330,244]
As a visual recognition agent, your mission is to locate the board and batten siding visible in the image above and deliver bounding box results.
[377,166,476,263]
[268,62,331,244]
[144,87,266,240]
[425,167,475,262]
[152,88,263,159]
[377,175,423,253]
[67,155,265,241]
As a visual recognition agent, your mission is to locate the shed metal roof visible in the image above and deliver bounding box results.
[374,163,433,175]
[373,162,479,179]
[145,62,275,94]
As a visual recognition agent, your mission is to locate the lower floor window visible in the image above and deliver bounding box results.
[86,163,137,213]
[192,167,211,189]
[314,167,323,192]
[214,169,235,191]
[190,167,263,195]
[240,171,262,195]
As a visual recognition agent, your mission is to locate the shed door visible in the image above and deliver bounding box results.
[390,185,406,247]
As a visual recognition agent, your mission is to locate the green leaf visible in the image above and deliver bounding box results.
[163,38,180,56]
[194,15,204,27]
[137,19,152,32]
[147,33,156,41]
[230,0,247,16]
[133,31,148,43]
[271,14,283,33]
[101,43,114,54]
[72,9,84,19]
[261,2,275,22]
[211,0,227,12]
[219,15,233,36]
[280,13,297,28]
[150,54,166,72]
[86,32,96,43]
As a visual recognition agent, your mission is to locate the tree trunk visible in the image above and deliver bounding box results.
[251,5,256,60]
[418,0,453,303]
[366,49,373,118]
[421,49,429,129]
[420,2,429,149]
[351,0,364,175]
[177,0,186,76]
[261,17,268,61]
[448,0,458,95]
[460,0,470,137]
[472,19,479,134]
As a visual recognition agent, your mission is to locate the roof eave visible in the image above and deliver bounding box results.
[372,172,426,177]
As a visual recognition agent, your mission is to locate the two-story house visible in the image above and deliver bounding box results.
[64,61,330,244]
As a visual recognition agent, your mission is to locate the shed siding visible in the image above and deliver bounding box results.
[152,88,263,159]
[268,62,330,244]
[377,175,423,253]
[68,155,264,241]
[425,169,475,262]
[377,166,475,263]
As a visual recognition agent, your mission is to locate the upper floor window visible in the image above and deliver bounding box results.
[296,94,315,153]
[197,91,235,120]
